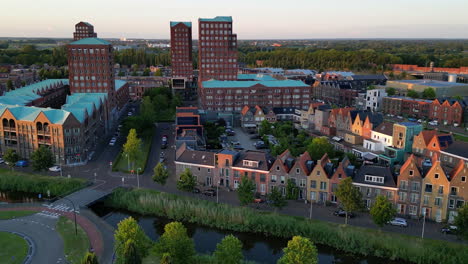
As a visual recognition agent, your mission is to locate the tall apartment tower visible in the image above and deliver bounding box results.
[73,22,97,41]
[67,38,116,106]
[170,22,193,89]
[198,16,238,82]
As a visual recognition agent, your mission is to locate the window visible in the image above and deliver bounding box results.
[310,191,316,201]
[280,176,285,184]
[399,192,407,202]
[423,195,429,205]
[310,180,317,188]
[365,175,384,184]
[367,188,372,197]
[300,179,306,188]
[260,174,266,183]
[271,175,277,183]
[462,176,466,182]
[434,197,442,207]
[276,166,280,171]
[449,199,455,209]
[387,191,394,200]
[338,173,342,179]
[243,160,259,167]
[410,193,419,203]
[400,180,408,190]
[434,173,439,179]
[438,186,444,194]
[425,184,432,193]
[296,168,300,174]
[409,205,417,215]
[409,170,414,176]
[451,187,458,196]
[411,182,420,192]
[320,182,327,190]
[317,170,321,176]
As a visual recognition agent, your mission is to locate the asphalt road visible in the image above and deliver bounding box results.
[0,214,66,264]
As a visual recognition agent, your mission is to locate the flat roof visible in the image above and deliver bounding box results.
[389,79,466,88]
[199,16,232,22]
[202,79,310,88]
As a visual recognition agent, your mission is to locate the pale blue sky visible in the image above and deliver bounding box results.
[1,0,467,39]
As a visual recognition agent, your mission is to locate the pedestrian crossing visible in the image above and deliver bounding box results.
[37,203,79,219]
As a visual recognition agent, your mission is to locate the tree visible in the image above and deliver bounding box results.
[453,95,463,100]
[407,90,419,99]
[160,253,172,264]
[258,119,273,136]
[213,235,243,264]
[268,187,287,212]
[118,71,125,77]
[278,236,318,264]
[335,177,363,224]
[285,179,299,200]
[153,222,195,264]
[123,129,141,170]
[31,146,54,171]
[422,87,436,99]
[3,148,19,170]
[386,87,396,96]
[122,239,141,264]
[370,195,396,228]
[237,175,255,206]
[306,137,334,161]
[6,80,13,91]
[142,68,150,76]
[454,203,468,240]
[177,168,196,192]
[114,217,151,264]
[81,252,99,264]
[153,162,169,185]
[140,96,156,123]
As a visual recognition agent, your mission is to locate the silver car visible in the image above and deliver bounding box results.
[388,217,408,227]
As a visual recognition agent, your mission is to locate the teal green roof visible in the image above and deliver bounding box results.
[62,93,107,122]
[1,79,68,106]
[199,16,232,22]
[0,104,70,124]
[115,80,127,91]
[237,74,277,81]
[70,37,110,45]
[202,79,310,89]
[170,21,192,27]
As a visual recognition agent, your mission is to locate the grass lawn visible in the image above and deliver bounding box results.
[113,132,153,173]
[453,133,468,142]
[0,211,36,220]
[0,231,28,264]
[56,216,90,264]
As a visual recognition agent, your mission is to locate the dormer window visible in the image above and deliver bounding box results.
[364,175,384,184]
[243,160,259,168]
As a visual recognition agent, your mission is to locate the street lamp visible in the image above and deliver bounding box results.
[59,196,78,236]
[136,168,141,188]
[421,209,426,239]
[309,199,313,219]
[125,153,130,171]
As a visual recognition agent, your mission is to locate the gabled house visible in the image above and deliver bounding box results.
[420,159,451,222]
[269,150,295,195]
[233,150,275,195]
[240,105,275,132]
[287,151,313,200]
[353,165,397,208]
[396,154,423,218]
[430,98,464,125]
[215,149,240,190]
[329,156,354,203]
[307,153,333,203]
[174,143,216,186]
[447,160,468,223]
[364,121,393,152]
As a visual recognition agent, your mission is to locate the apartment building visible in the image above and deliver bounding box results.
[73,21,97,40]
[170,21,193,89]
[365,88,387,111]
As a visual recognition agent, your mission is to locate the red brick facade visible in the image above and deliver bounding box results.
[170,22,193,79]
[73,22,97,41]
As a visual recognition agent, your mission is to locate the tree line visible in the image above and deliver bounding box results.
[0,44,67,66]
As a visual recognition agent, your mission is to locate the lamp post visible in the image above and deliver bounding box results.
[216,179,220,203]
[421,209,426,239]
[125,153,130,171]
[59,196,77,236]
[309,199,313,219]
[136,168,141,188]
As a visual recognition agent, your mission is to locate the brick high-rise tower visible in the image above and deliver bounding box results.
[67,38,116,108]
[73,22,97,41]
[170,21,193,89]
[198,16,237,82]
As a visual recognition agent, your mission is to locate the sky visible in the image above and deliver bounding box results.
[1,0,468,39]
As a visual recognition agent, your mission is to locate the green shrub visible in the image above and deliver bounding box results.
[106,188,468,264]
[0,168,87,196]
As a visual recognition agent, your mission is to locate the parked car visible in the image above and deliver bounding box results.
[161,135,168,149]
[388,217,408,227]
[396,116,403,119]
[333,209,355,218]
[428,120,438,126]
[250,134,261,140]
[159,152,165,163]
[233,145,244,150]
[192,187,201,194]
[49,166,61,172]
[417,119,423,123]
[226,129,235,136]
[203,189,217,196]
[231,141,241,146]
[109,137,117,146]
[0,158,4,164]
[254,141,267,149]
[441,225,458,234]
[127,112,133,116]
[15,160,29,167]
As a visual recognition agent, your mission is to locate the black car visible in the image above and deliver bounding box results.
[233,145,244,150]
[441,225,458,235]
[250,134,261,139]
[203,189,217,196]
[192,187,201,194]
[333,209,355,218]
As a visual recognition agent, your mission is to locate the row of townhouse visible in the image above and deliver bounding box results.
[175,141,467,223]
[382,96,468,126]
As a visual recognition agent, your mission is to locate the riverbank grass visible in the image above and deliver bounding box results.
[0,168,87,196]
[56,216,90,264]
[107,188,468,264]
[0,210,36,220]
[0,231,28,264]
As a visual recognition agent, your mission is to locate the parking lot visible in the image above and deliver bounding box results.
[229,127,261,151]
